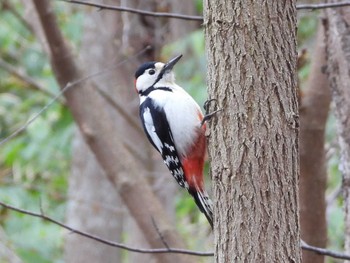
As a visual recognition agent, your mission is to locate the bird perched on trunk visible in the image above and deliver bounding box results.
[134,55,213,228]
[135,55,213,226]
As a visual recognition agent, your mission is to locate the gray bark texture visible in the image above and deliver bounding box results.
[299,25,330,263]
[203,1,301,262]
[324,4,350,259]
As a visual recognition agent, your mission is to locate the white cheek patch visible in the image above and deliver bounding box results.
[143,107,163,154]
[136,74,153,92]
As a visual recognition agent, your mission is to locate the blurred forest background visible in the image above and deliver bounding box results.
[0,0,345,262]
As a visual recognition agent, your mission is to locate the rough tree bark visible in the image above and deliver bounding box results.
[299,24,330,263]
[31,1,193,262]
[204,1,301,262]
[324,4,350,259]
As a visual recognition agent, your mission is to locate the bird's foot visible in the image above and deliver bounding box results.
[201,99,222,126]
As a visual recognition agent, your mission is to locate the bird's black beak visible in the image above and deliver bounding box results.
[162,54,182,73]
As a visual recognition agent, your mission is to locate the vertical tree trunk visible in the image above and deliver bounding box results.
[32,1,193,263]
[169,0,198,41]
[324,5,350,259]
[204,1,301,262]
[299,24,330,263]
[66,1,201,262]
[65,133,123,263]
[65,3,129,262]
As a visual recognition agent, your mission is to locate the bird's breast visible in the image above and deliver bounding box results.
[151,90,203,157]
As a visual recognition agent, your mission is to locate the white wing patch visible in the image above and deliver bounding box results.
[171,167,188,189]
[164,143,175,152]
[143,107,163,154]
[164,155,179,166]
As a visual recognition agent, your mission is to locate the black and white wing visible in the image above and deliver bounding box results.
[140,98,188,189]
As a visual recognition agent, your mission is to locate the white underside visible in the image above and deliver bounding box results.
[142,84,202,157]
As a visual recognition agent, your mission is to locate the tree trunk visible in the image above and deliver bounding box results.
[324,4,350,260]
[0,227,23,263]
[299,24,330,263]
[66,1,202,262]
[169,0,199,41]
[204,1,301,262]
[65,132,123,263]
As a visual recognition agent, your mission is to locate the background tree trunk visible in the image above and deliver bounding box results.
[32,1,194,262]
[299,24,330,263]
[169,0,198,41]
[0,227,23,263]
[204,1,301,262]
[65,133,123,263]
[324,4,350,260]
[65,0,203,261]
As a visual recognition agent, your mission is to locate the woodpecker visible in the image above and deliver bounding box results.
[134,55,213,228]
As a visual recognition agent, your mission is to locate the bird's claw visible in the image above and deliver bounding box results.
[201,99,222,126]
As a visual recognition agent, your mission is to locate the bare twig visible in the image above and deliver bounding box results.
[327,185,342,207]
[301,240,350,260]
[0,58,65,104]
[59,0,203,21]
[58,0,350,23]
[0,200,213,257]
[0,47,150,146]
[1,199,350,260]
[0,81,72,146]
[1,0,35,33]
[0,200,349,260]
[151,217,170,249]
[297,1,350,10]
[96,87,143,135]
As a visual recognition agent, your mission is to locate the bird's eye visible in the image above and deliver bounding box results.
[149,69,156,75]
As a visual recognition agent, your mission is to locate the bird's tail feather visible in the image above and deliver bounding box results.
[188,188,213,228]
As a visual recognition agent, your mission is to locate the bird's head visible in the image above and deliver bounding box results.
[134,55,182,95]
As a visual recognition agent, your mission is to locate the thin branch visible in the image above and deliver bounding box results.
[58,0,350,23]
[96,87,143,136]
[1,0,35,34]
[59,0,203,21]
[151,217,170,250]
[0,46,150,146]
[301,240,350,261]
[0,81,72,146]
[0,58,65,104]
[0,201,213,257]
[1,199,350,260]
[327,185,342,207]
[297,1,350,10]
